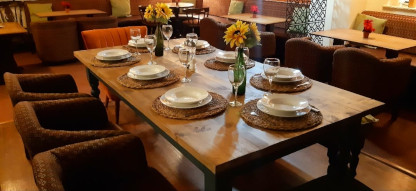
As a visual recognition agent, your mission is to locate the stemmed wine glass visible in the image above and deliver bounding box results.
[130,28,141,56]
[162,25,173,51]
[228,64,246,107]
[145,35,156,65]
[185,33,198,60]
[263,58,281,95]
[178,48,192,83]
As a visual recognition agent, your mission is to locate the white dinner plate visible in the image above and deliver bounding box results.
[129,65,167,77]
[160,93,212,109]
[127,70,169,80]
[215,51,236,63]
[257,94,311,117]
[96,49,130,60]
[128,39,153,48]
[261,67,304,83]
[196,40,210,49]
[164,86,209,104]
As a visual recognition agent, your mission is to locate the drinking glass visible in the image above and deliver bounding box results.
[145,35,156,65]
[263,58,281,95]
[130,28,141,56]
[228,64,246,107]
[162,25,173,51]
[185,33,198,61]
[178,48,191,83]
[235,46,249,64]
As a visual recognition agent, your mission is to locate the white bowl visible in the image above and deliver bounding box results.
[257,94,311,117]
[215,51,236,63]
[127,70,169,80]
[164,86,209,104]
[196,40,210,49]
[128,39,153,48]
[129,65,167,77]
[261,67,304,83]
[96,49,130,60]
[160,93,212,109]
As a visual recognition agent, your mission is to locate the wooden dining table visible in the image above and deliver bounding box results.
[220,13,286,32]
[74,39,384,190]
[311,28,416,58]
[35,9,106,20]
[0,22,27,84]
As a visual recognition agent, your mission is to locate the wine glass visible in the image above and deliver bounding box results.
[130,28,141,56]
[228,64,246,107]
[178,48,191,83]
[235,46,249,64]
[263,58,281,95]
[162,25,173,51]
[145,35,156,65]
[185,33,198,60]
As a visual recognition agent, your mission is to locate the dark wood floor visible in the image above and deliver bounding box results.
[1,51,415,190]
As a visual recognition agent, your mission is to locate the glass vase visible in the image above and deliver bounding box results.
[232,46,247,95]
[155,24,164,57]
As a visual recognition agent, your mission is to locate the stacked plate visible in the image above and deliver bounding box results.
[262,67,304,83]
[96,49,131,61]
[160,86,212,109]
[257,94,311,117]
[182,40,210,49]
[128,39,153,48]
[127,65,170,80]
[215,51,236,63]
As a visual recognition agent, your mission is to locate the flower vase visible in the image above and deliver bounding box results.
[252,13,257,18]
[65,8,70,13]
[233,46,247,95]
[155,24,164,57]
[363,31,370,38]
[176,1,179,6]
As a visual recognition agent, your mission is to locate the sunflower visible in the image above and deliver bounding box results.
[144,5,154,21]
[249,23,261,42]
[224,20,249,48]
[155,3,173,23]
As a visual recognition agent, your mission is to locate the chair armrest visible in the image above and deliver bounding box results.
[32,152,65,191]
[16,73,79,93]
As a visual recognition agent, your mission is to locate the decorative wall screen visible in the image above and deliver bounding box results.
[285,0,327,44]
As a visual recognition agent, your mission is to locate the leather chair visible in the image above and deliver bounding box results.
[31,19,79,64]
[251,31,276,62]
[76,16,118,49]
[4,72,90,106]
[14,97,129,159]
[332,48,412,119]
[199,17,230,50]
[182,7,209,35]
[285,38,345,83]
[32,134,176,191]
[81,26,147,124]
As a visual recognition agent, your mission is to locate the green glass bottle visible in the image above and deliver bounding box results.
[155,24,164,57]
[233,47,246,95]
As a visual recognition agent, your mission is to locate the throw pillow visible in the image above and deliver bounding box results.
[228,1,244,15]
[110,0,131,18]
[181,0,196,4]
[27,3,52,23]
[287,7,310,34]
[352,13,387,34]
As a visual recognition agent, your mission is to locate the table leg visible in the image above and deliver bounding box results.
[0,35,20,84]
[333,39,344,45]
[86,68,100,98]
[265,24,275,32]
[385,49,399,58]
[204,171,232,191]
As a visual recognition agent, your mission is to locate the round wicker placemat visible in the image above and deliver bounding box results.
[122,45,150,53]
[172,46,216,55]
[152,92,227,120]
[204,58,255,71]
[241,99,322,131]
[117,72,180,89]
[250,74,312,93]
[92,56,141,68]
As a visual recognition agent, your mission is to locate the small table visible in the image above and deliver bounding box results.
[311,28,416,58]
[220,13,286,32]
[35,9,106,20]
[0,22,27,84]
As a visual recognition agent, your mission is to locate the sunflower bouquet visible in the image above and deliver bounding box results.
[144,3,173,24]
[224,20,261,48]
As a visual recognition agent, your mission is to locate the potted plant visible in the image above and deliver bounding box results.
[143,3,173,56]
[61,1,71,13]
[363,19,375,38]
[251,5,258,18]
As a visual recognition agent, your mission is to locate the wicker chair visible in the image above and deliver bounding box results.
[32,134,176,191]
[81,26,147,124]
[4,72,91,106]
[14,97,129,159]
[332,48,412,119]
[285,38,345,83]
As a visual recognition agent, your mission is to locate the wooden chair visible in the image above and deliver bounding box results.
[285,37,345,83]
[32,134,176,191]
[332,48,412,120]
[81,26,147,124]
[182,7,209,35]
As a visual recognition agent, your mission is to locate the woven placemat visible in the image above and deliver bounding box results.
[172,45,216,55]
[250,74,312,93]
[122,45,150,53]
[241,99,322,131]
[117,72,180,89]
[152,92,227,120]
[91,56,141,68]
[204,58,255,71]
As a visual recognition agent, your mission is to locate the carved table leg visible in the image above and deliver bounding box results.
[86,68,100,98]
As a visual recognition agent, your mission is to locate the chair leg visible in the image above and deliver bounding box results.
[115,99,120,124]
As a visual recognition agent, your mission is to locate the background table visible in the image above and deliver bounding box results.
[35,9,106,20]
[220,13,286,32]
[0,22,27,84]
[312,28,416,58]
[74,39,384,190]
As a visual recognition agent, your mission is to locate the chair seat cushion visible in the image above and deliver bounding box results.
[110,0,131,17]
[27,3,52,23]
